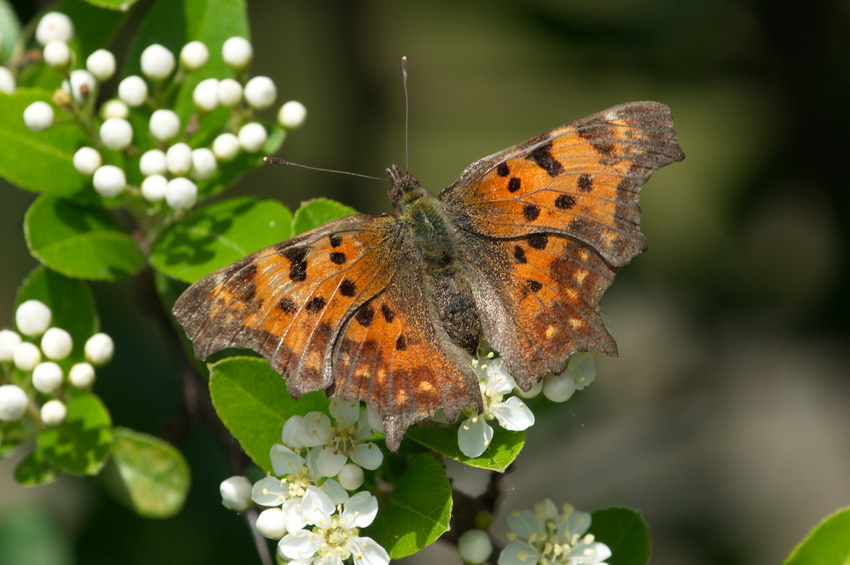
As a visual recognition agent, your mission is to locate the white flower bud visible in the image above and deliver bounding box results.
[255,508,287,540]
[99,118,133,150]
[23,101,54,132]
[140,43,175,80]
[13,342,42,371]
[16,300,52,337]
[149,109,181,141]
[84,333,114,366]
[36,12,74,46]
[180,41,208,70]
[192,78,219,112]
[277,100,307,129]
[220,476,252,512]
[100,99,129,119]
[67,69,96,102]
[165,142,193,175]
[190,148,217,180]
[0,67,15,94]
[0,330,22,362]
[221,37,252,70]
[337,463,365,491]
[32,361,63,394]
[212,133,240,161]
[43,40,71,68]
[458,529,493,565]
[515,378,543,399]
[92,165,126,198]
[41,327,73,360]
[118,75,148,107]
[41,399,67,426]
[244,76,276,109]
[542,373,576,403]
[165,177,198,210]
[139,149,167,176]
[73,146,102,176]
[86,49,116,81]
[141,174,168,203]
[68,362,96,388]
[238,122,267,153]
[0,385,28,422]
[216,78,242,107]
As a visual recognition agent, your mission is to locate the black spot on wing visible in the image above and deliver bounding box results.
[278,298,296,313]
[305,296,327,313]
[330,252,347,265]
[578,173,593,192]
[355,303,375,327]
[381,303,395,323]
[282,247,309,282]
[555,194,576,210]
[496,162,510,177]
[513,245,528,264]
[523,204,540,222]
[340,279,356,297]
[526,141,564,177]
[527,233,548,250]
[507,177,521,193]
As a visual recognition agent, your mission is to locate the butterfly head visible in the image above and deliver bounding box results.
[387,164,424,214]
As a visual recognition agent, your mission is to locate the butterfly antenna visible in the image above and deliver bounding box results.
[401,56,410,172]
[264,157,388,183]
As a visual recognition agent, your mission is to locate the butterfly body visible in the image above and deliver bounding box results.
[174,101,684,450]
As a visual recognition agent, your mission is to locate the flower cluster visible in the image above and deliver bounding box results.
[0,300,113,426]
[19,11,306,211]
[220,399,389,565]
[499,499,611,565]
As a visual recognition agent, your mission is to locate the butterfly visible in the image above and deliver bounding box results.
[173,101,684,451]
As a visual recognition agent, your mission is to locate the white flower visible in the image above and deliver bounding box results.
[16,300,51,337]
[222,36,253,69]
[190,148,217,180]
[244,76,277,109]
[0,385,28,422]
[86,49,116,81]
[180,41,209,70]
[41,399,67,426]
[256,507,287,540]
[278,100,307,129]
[13,342,41,371]
[277,487,389,565]
[220,475,253,512]
[92,165,126,198]
[499,500,611,565]
[165,142,193,175]
[212,132,240,161]
[73,147,102,176]
[140,44,175,80]
[139,149,167,176]
[43,40,71,68]
[100,99,129,119]
[84,333,114,365]
[0,330,22,361]
[192,78,219,111]
[149,109,181,141]
[216,78,242,107]
[36,12,74,45]
[457,357,535,458]
[458,529,493,564]
[165,177,198,210]
[568,352,597,391]
[118,75,148,107]
[237,122,268,153]
[100,118,133,150]
[32,361,64,394]
[68,362,96,388]
[66,69,96,102]
[23,101,54,132]
[141,174,168,203]
[41,327,73,360]
[0,67,16,94]
[301,400,383,477]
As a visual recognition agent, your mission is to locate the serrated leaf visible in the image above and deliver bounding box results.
[16,265,98,363]
[14,449,61,486]
[784,507,850,565]
[150,197,292,283]
[292,198,358,235]
[406,423,525,472]
[366,454,451,558]
[0,90,91,199]
[24,195,145,281]
[37,392,113,475]
[208,357,328,472]
[590,507,651,565]
[99,427,190,518]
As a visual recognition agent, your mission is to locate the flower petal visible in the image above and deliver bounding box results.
[497,541,540,565]
[506,509,544,540]
[348,535,391,565]
[341,491,379,528]
[303,411,333,445]
[492,396,535,431]
[281,497,308,533]
[270,443,306,477]
[320,478,350,505]
[282,415,311,449]
[569,538,612,564]
[278,529,321,560]
[329,398,360,426]
[302,485,335,527]
[485,358,517,394]
[350,442,383,470]
[458,415,494,458]
[317,445,348,477]
[252,476,286,507]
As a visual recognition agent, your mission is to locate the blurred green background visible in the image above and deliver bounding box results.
[2,1,849,564]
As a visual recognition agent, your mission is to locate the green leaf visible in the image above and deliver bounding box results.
[406,423,525,472]
[14,449,61,486]
[16,265,98,363]
[0,0,21,63]
[784,507,850,565]
[366,454,452,558]
[292,198,358,235]
[0,90,91,199]
[36,392,113,475]
[208,357,328,472]
[24,195,146,281]
[99,427,190,518]
[590,507,651,565]
[150,197,292,283]
[81,0,141,11]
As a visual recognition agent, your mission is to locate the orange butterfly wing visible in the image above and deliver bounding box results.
[443,101,684,386]
[173,214,479,450]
